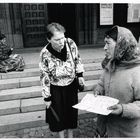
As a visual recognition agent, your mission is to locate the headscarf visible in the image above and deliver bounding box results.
[102,25,140,72]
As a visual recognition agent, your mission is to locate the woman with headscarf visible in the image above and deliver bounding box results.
[0,32,25,72]
[93,25,140,137]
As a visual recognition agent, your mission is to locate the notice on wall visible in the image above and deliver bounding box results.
[73,94,119,115]
[127,4,140,23]
[100,3,113,25]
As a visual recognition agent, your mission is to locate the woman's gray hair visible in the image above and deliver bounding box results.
[46,22,66,40]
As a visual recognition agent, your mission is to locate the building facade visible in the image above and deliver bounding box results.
[0,3,140,49]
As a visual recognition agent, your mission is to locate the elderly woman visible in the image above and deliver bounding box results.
[94,26,140,137]
[0,33,25,72]
[39,22,85,138]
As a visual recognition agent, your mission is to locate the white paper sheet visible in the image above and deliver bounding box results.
[73,93,119,115]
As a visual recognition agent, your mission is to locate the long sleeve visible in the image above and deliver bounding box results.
[75,51,84,76]
[67,38,84,76]
[122,73,140,119]
[94,71,105,95]
[39,50,51,98]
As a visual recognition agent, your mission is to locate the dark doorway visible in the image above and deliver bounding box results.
[20,3,48,47]
[47,4,77,42]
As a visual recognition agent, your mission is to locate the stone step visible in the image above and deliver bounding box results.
[84,70,102,81]
[0,68,39,80]
[0,62,102,80]
[21,91,91,113]
[0,80,97,116]
[0,86,42,101]
[84,62,101,71]
[0,100,20,116]
[0,95,86,116]
[0,111,46,133]
[0,110,90,133]
[0,80,98,102]
[0,76,40,90]
[0,101,92,133]
[0,70,102,90]
[25,58,103,69]
[82,58,102,64]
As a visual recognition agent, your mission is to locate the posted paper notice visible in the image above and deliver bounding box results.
[73,94,119,115]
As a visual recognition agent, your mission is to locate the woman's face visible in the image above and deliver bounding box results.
[48,31,65,52]
[104,37,116,59]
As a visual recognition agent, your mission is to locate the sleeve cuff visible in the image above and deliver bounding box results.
[44,96,51,101]
[76,72,83,77]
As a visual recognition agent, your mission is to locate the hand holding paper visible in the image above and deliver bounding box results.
[73,94,119,115]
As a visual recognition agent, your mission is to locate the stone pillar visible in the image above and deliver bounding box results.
[92,4,98,45]
[0,4,12,44]
[8,4,24,48]
[0,4,23,49]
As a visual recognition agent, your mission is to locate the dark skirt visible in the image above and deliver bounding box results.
[45,78,78,132]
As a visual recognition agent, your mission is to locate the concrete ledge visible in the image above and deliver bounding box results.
[0,91,93,123]
[84,63,101,71]
[0,82,97,116]
[0,63,101,80]
[84,70,102,81]
[25,58,102,69]
[25,63,39,69]
[0,70,100,90]
[82,58,103,64]
[0,79,20,90]
[0,86,42,101]
[21,97,45,113]
[0,91,93,116]
[0,100,20,116]
[0,111,46,133]
[0,106,96,133]
[0,80,97,101]
[19,76,40,88]
[1,68,39,79]
[21,91,92,113]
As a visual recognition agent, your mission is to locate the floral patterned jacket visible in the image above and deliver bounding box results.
[0,42,12,61]
[39,38,84,98]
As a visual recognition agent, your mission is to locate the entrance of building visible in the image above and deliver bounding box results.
[20,4,77,47]
[20,3,48,47]
[47,4,78,43]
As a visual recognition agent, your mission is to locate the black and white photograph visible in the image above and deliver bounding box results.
[0,1,140,138]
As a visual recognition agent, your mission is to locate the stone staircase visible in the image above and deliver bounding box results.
[0,58,103,134]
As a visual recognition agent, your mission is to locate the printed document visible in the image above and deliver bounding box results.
[73,93,119,115]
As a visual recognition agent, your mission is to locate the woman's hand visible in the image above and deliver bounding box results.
[44,101,52,109]
[78,77,85,91]
[108,104,123,115]
[78,77,85,86]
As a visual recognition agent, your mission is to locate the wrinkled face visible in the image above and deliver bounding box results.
[48,31,65,52]
[104,37,116,59]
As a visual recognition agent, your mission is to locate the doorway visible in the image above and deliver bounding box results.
[47,4,77,42]
[20,3,48,47]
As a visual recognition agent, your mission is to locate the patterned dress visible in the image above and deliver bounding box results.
[0,42,25,73]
